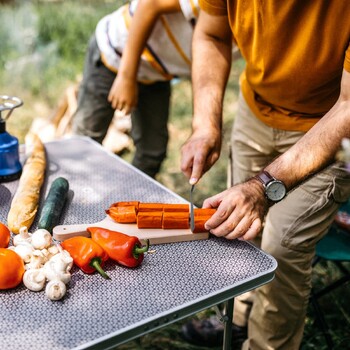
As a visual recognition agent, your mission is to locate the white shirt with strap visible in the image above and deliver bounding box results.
[95,0,199,82]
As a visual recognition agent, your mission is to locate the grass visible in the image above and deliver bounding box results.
[1,1,349,349]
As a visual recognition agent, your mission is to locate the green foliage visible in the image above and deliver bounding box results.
[0,0,120,105]
[35,1,119,65]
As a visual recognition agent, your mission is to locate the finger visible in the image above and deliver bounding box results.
[224,216,252,240]
[180,146,194,180]
[206,151,220,172]
[190,152,207,185]
[202,194,222,209]
[206,207,237,236]
[240,218,262,241]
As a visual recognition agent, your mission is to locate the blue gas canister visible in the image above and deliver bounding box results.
[0,96,23,182]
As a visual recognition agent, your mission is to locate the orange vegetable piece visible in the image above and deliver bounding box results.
[194,208,217,216]
[192,216,212,233]
[163,204,189,212]
[137,211,163,228]
[192,208,217,233]
[106,206,137,223]
[162,212,189,229]
[138,203,164,212]
[110,201,140,209]
[0,249,25,289]
[0,222,10,248]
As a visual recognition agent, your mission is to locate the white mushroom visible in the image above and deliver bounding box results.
[31,229,52,250]
[43,259,71,284]
[23,268,46,292]
[14,244,34,263]
[45,280,67,301]
[47,244,60,258]
[25,250,47,270]
[13,226,32,246]
[50,246,73,272]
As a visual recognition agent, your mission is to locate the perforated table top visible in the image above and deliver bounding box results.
[0,137,277,350]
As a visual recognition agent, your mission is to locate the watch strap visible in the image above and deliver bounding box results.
[255,170,274,186]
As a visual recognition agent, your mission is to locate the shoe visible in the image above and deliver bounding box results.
[181,316,247,349]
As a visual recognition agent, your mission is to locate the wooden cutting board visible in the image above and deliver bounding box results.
[53,215,209,245]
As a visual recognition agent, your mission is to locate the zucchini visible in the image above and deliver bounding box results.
[38,177,69,233]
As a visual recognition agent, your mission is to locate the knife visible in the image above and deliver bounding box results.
[190,184,195,232]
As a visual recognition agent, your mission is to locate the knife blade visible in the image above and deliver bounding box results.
[190,184,195,232]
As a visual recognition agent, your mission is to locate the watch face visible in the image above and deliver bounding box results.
[266,180,286,202]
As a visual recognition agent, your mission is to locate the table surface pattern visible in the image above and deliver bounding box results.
[0,137,277,350]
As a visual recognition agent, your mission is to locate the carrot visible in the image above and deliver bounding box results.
[194,208,217,216]
[192,208,217,233]
[138,203,165,212]
[137,211,163,228]
[110,201,140,209]
[163,203,189,212]
[162,212,189,229]
[192,216,211,233]
[106,206,137,223]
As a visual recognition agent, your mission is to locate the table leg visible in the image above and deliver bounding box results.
[222,298,234,350]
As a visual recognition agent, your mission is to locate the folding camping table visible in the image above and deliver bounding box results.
[0,137,277,350]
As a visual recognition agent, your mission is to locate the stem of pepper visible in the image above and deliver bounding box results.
[133,239,150,259]
[90,258,110,279]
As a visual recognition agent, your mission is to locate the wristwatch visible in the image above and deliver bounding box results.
[254,170,287,203]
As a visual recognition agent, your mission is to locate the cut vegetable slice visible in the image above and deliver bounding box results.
[110,201,140,209]
[106,206,137,223]
[163,204,189,212]
[137,211,163,228]
[162,212,189,229]
[138,203,164,212]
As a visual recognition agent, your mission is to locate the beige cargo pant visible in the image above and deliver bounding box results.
[229,93,350,350]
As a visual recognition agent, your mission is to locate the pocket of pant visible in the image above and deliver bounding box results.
[280,168,350,252]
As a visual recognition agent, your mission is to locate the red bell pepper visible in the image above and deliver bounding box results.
[61,236,110,279]
[88,227,149,268]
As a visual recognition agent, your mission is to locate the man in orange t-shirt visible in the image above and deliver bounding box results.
[181,1,350,349]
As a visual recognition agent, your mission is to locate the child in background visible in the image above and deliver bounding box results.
[72,0,199,178]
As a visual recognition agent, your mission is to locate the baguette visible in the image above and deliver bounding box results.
[7,134,46,234]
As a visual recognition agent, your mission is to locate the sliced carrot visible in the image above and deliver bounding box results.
[110,201,140,209]
[137,211,163,228]
[192,208,216,233]
[163,203,189,212]
[194,208,217,217]
[106,206,137,223]
[192,215,212,233]
[162,212,189,229]
[138,203,164,212]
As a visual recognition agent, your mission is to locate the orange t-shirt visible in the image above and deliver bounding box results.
[199,0,350,132]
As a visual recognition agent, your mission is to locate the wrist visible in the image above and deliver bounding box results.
[254,170,287,203]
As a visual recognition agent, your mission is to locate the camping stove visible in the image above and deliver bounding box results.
[0,95,23,182]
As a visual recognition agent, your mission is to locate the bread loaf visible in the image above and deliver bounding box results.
[7,134,46,234]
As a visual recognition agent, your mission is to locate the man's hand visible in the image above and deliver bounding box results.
[180,128,221,184]
[203,179,268,240]
[108,75,138,115]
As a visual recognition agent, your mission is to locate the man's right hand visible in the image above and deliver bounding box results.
[180,127,221,184]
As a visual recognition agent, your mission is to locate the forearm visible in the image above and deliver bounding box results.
[191,13,232,135]
[265,69,350,191]
[118,0,181,80]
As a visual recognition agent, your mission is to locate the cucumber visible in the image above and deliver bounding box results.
[38,177,69,233]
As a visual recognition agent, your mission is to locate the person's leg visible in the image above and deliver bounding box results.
[182,92,280,348]
[72,35,116,143]
[230,93,307,329]
[245,163,350,350]
[183,91,350,349]
[130,81,171,178]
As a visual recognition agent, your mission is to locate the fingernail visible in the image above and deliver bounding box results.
[190,177,197,185]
